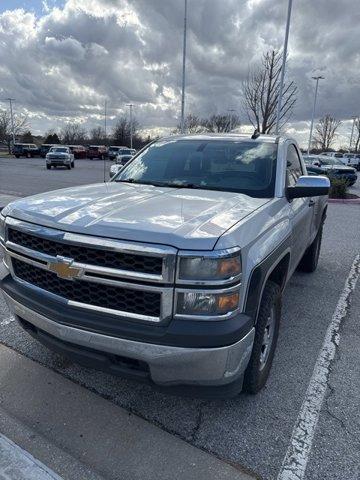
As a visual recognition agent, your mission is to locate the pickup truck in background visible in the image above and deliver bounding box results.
[0,133,330,398]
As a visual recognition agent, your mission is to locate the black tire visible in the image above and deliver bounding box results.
[71,161,75,168]
[243,281,281,394]
[67,165,71,170]
[297,223,323,273]
[15,155,20,158]
[46,165,51,170]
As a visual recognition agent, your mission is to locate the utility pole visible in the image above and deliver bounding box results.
[275,0,293,135]
[127,104,134,149]
[349,116,356,152]
[104,100,107,145]
[6,98,16,146]
[228,109,236,132]
[180,0,188,134]
[307,76,324,154]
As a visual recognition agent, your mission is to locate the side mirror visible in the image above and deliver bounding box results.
[313,161,321,167]
[287,175,330,200]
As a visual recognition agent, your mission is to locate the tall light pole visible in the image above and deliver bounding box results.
[275,0,293,135]
[180,0,188,134]
[307,76,324,154]
[349,116,356,152]
[5,98,16,146]
[127,104,134,149]
[104,99,107,145]
[103,99,108,183]
[228,109,236,132]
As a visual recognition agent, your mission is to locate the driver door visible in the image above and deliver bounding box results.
[287,144,314,270]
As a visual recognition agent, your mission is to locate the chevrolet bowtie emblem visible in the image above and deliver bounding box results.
[48,257,82,280]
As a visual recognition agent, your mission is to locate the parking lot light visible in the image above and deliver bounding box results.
[307,76,325,154]
[180,0,188,134]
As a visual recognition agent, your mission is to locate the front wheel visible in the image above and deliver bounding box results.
[297,224,323,273]
[46,165,51,170]
[243,281,281,394]
[71,161,75,168]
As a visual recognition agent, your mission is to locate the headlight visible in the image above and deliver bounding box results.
[177,290,240,316]
[0,214,6,243]
[178,250,241,283]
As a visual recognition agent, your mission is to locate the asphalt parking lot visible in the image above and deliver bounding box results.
[0,156,359,479]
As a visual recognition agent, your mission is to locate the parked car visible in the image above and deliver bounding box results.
[341,153,360,171]
[109,163,123,178]
[69,145,87,159]
[319,151,360,169]
[115,153,134,166]
[46,146,75,169]
[40,144,56,158]
[0,133,330,398]
[87,145,107,159]
[107,146,128,160]
[12,143,40,158]
[303,155,357,186]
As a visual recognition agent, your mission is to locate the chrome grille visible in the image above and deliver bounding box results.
[4,218,176,323]
[12,258,161,318]
[8,228,163,275]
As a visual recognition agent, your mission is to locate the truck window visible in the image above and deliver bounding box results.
[286,144,303,187]
[114,139,278,198]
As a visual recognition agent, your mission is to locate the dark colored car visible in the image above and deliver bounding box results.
[87,145,107,159]
[13,143,40,158]
[40,144,56,158]
[303,156,357,186]
[107,146,127,160]
[69,145,87,159]
[305,164,325,176]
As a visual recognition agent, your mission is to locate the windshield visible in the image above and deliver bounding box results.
[114,139,278,198]
[50,147,68,153]
[319,158,341,166]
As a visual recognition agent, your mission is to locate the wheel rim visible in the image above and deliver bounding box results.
[259,306,275,371]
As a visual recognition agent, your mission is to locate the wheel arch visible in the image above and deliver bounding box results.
[244,242,291,324]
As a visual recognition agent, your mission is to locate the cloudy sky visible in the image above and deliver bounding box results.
[0,0,359,147]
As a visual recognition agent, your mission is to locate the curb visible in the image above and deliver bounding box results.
[328,198,360,204]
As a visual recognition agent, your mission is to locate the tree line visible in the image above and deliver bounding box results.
[0,49,358,153]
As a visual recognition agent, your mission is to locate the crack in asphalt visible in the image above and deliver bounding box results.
[190,401,206,443]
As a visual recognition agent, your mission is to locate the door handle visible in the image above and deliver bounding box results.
[308,199,315,207]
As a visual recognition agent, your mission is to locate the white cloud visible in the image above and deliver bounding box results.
[0,0,358,147]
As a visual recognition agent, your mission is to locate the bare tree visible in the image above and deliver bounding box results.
[203,113,241,133]
[0,109,29,152]
[313,115,342,151]
[242,50,297,134]
[89,126,107,145]
[112,116,140,146]
[176,114,204,134]
[60,123,88,145]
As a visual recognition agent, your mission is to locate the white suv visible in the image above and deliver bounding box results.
[46,146,75,170]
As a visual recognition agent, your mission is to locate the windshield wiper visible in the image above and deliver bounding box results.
[115,179,169,187]
[165,182,201,189]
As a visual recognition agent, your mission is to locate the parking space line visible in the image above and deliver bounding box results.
[277,254,360,480]
[0,433,63,479]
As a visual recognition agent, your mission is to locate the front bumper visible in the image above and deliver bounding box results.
[2,290,254,392]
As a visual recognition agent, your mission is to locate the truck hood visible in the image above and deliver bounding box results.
[4,183,270,250]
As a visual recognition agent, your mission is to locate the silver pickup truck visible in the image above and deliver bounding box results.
[0,134,330,398]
